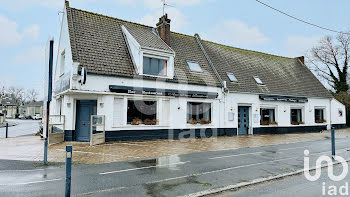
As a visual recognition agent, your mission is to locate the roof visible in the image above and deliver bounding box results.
[201,40,332,97]
[65,2,220,87]
[64,1,331,98]
[0,98,16,106]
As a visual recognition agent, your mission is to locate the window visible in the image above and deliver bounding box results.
[60,51,65,75]
[143,56,167,76]
[260,108,276,125]
[291,109,303,125]
[315,108,325,123]
[187,61,203,72]
[253,76,264,85]
[227,72,238,82]
[127,100,157,125]
[187,102,211,124]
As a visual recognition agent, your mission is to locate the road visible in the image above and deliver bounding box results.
[215,162,350,197]
[0,119,39,138]
[0,136,349,196]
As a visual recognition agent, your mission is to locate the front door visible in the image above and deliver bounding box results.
[75,100,97,142]
[238,106,249,135]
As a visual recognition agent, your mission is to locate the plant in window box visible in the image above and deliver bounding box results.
[270,121,278,125]
[131,118,142,125]
[260,121,270,125]
[188,119,197,125]
[144,119,158,125]
[199,119,211,124]
[299,121,304,125]
[291,121,299,125]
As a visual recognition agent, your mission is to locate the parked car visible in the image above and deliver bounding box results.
[24,115,33,119]
[33,114,42,120]
[18,114,24,119]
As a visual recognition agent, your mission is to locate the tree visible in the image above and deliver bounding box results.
[307,32,350,93]
[26,89,39,102]
[6,87,25,106]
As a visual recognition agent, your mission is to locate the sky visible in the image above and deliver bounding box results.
[0,0,349,99]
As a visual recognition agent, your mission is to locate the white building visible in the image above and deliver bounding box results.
[51,1,346,143]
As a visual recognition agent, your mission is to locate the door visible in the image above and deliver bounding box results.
[238,106,249,135]
[75,100,97,142]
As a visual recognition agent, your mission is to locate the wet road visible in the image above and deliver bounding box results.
[0,119,39,138]
[215,162,350,197]
[0,137,349,197]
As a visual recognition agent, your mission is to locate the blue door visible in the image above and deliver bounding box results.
[238,106,249,135]
[75,100,97,142]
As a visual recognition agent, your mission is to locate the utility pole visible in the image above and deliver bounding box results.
[43,39,54,165]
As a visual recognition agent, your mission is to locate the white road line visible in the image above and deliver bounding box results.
[0,178,62,186]
[278,146,309,151]
[146,149,350,185]
[74,186,126,196]
[99,161,190,175]
[209,152,264,160]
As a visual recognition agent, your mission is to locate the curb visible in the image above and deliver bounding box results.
[182,158,350,197]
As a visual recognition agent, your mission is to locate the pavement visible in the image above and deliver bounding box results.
[0,136,349,196]
[0,119,39,138]
[214,162,350,197]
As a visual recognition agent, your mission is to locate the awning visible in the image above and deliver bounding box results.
[259,95,308,103]
[109,85,218,99]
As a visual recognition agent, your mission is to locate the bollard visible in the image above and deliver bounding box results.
[5,123,8,138]
[65,145,72,197]
[331,127,335,157]
[44,138,48,165]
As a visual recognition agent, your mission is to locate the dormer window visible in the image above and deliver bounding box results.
[254,76,264,85]
[143,56,167,76]
[227,72,238,82]
[187,61,203,73]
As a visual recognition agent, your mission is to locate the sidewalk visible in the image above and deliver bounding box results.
[0,128,349,164]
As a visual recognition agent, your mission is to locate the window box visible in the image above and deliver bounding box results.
[291,121,304,125]
[260,121,278,125]
[315,119,327,124]
[144,119,159,125]
[131,118,142,125]
[199,119,211,124]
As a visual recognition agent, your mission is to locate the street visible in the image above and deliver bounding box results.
[214,162,350,197]
[0,119,39,138]
[0,136,349,196]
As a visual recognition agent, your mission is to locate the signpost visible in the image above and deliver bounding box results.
[43,38,54,165]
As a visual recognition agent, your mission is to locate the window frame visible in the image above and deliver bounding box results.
[142,55,168,77]
[253,76,264,85]
[187,61,203,73]
[187,102,212,124]
[260,108,277,125]
[59,50,66,76]
[226,72,238,83]
[126,99,158,126]
[315,108,326,123]
[290,108,303,125]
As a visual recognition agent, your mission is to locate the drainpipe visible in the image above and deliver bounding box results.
[329,98,332,130]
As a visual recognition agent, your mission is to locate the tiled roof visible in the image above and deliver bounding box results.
[201,40,332,97]
[66,3,220,87]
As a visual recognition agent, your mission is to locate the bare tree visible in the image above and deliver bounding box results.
[6,87,25,106]
[26,89,39,102]
[307,32,350,93]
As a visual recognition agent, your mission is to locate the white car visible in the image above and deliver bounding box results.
[33,114,42,120]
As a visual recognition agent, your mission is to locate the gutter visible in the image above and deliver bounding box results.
[194,34,225,89]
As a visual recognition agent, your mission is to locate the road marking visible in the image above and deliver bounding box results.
[99,161,190,175]
[209,152,264,160]
[146,149,350,185]
[74,186,126,196]
[0,169,45,173]
[0,178,62,186]
[55,149,140,159]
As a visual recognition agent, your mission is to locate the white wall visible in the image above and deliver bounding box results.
[331,98,346,125]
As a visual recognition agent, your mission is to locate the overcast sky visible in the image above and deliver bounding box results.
[0,0,349,99]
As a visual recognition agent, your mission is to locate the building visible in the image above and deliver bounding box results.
[19,101,43,117]
[51,1,346,143]
[0,97,17,119]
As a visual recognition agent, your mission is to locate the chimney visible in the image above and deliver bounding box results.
[297,56,305,64]
[156,14,171,46]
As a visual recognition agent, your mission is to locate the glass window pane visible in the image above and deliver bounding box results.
[254,76,263,85]
[187,102,211,123]
[187,61,203,72]
[127,100,157,125]
[227,73,238,82]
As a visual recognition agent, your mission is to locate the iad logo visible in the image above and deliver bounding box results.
[304,150,348,182]
[304,150,349,196]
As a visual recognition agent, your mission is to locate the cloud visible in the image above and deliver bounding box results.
[286,35,322,57]
[202,19,269,47]
[138,7,188,31]
[13,46,45,64]
[0,15,40,47]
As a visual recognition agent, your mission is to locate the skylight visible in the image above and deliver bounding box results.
[187,61,203,72]
[253,76,264,85]
[226,72,238,82]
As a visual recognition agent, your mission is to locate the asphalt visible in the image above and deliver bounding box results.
[0,136,349,197]
[0,119,39,138]
[214,162,350,197]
